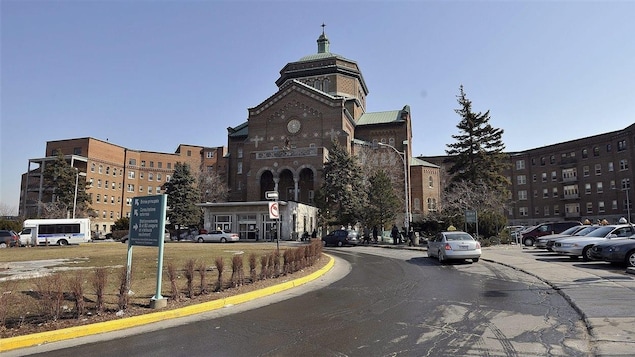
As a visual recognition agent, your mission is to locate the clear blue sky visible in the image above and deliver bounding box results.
[1,1,633,214]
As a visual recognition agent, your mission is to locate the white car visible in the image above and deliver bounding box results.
[427,231,481,263]
[552,225,635,261]
[194,230,239,243]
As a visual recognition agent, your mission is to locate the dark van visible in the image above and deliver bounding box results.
[520,221,582,246]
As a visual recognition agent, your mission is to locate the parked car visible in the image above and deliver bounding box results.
[520,221,582,246]
[534,225,594,250]
[322,229,358,247]
[194,230,239,243]
[427,230,481,263]
[552,225,635,261]
[589,235,635,267]
[542,226,601,251]
[121,229,171,243]
[0,230,20,248]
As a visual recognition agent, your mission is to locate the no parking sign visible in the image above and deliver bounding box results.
[268,201,279,219]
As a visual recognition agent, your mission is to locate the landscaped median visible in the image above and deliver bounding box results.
[0,253,334,352]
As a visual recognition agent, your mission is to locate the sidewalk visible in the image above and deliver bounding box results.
[381,243,635,356]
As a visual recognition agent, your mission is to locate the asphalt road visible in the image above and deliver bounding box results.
[16,247,591,357]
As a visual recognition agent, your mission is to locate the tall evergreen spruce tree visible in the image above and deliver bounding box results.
[42,152,92,218]
[446,85,509,191]
[315,141,365,227]
[164,162,201,230]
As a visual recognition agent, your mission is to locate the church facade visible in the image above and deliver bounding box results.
[199,29,440,238]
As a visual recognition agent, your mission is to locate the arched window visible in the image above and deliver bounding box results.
[428,176,434,188]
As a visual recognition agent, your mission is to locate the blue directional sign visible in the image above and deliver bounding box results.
[129,194,167,247]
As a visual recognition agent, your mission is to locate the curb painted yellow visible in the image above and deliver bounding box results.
[0,255,335,352]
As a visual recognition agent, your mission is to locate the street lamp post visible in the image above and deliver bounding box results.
[73,169,86,219]
[378,142,410,234]
[624,187,631,223]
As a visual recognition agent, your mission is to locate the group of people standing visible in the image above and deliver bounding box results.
[391,224,415,246]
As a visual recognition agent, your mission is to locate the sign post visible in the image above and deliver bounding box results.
[465,209,479,238]
[126,194,168,309]
[266,191,280,253]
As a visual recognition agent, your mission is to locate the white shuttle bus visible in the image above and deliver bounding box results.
[21,218,91,246]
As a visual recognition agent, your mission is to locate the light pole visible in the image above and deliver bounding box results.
[378,142,410,234]
[73,169,86,219]
[624,187,631,223]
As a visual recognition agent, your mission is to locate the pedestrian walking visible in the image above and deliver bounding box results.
[372,226,378,243]
[391,224,399,245]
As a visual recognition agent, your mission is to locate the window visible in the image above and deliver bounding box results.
[519,207,528,216]
[586,202,593,214]
[582,149,588,158]
[156,187,161,194]
[583,166,589,177]
[593,146,600,156]
[621,178,631,190]
[187,150,192,157]
[110,211,114,219]
[541,173,547,182]
[129,159,136,166]
[150,161,154,168]
[97,179,102,188]
[106,167,110,175]
[608,162,614,172]
[111,196,114,204]
[532,174,537,182]
[606,144,612,152]
[610,180,616,190]
[157,173,162,181]
[516,160,525,170]
[544,206,550,216]
[551,171,557,181]
[140,172,144,179]
[428,176,434,188]
[158,162,162,168]
[562,168,577,181]
[237,148,243,159]
[148,186,152,194]
[517,175,526,185]
[139,185,143,192]
[128,171,135,179]
[585,183,591,194]
[91,163,95,172]
[111,182,116,189]
[540,157,546,165]
[98,165,103,174]
[535,207,540,215]
[127,184,134,192]
[126,197,132,206]
[554,205,560,215]
[102,211,107,219]
[598,201,605,213]
[534,190,538,198]
[96,194,101,203]
[141,160,146,167]
[595,164,601,175]
[105,180,109,189]
[550,155,555,164]
[553,187,559,197]
[518,190,527,200]
[414,198,421,211]
[597,182,603,193]
[206,151,214,158]
[148,173,153,181]
[618,140,627,151]
[166,175,171,182]
[543,188,548,198]
[620,159,629,171]
[237,162,243,174]
[612,200,618,210]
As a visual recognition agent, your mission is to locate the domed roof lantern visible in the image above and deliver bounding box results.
[317,23,330,53]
